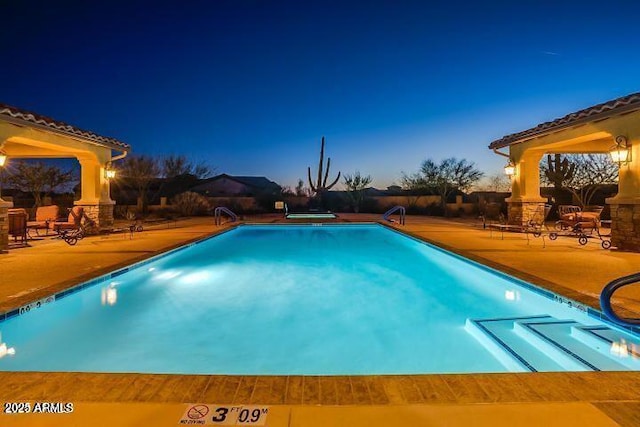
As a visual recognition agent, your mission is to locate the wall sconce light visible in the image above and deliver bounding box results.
[0,150,7,167]
[610,136,631,165]
[504,160,516,177]
[104,163,116,179]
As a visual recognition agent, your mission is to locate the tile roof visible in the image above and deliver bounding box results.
[0,103,130,150]
[489,92,640,149]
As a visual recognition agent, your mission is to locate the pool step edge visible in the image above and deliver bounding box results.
[571,326,640,370]
[464,319,531,372]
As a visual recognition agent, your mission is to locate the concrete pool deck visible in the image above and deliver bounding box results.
[0,214,639,426]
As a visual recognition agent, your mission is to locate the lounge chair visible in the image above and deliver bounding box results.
[549,205,610,248]
[51,207,86,245]
[489,204,552,243]
[556,205,604,230]
[26,205,60,236]
[52,206,83,231]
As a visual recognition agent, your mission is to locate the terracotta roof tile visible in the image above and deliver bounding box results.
[489,92,640,149]
[0,103,130,150]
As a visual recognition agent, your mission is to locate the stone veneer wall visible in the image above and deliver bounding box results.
[0,201,10,252]
[507,201,546,226]
[75,202,114,234]
[610,203,640,251]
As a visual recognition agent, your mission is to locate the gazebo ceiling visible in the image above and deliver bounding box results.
[489,92,640,149]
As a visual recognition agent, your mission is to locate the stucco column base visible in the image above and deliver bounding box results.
[507,200,546,226]
[0,199,14,253]
[74,201,115,234]
[608,202,640,252]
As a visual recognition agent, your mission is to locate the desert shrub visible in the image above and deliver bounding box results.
[114,205,136,220]
[172,191,211,216]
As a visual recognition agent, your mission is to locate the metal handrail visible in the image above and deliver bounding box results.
[383,205,405,225]
[214,206,238,225]
[600,272,640,327]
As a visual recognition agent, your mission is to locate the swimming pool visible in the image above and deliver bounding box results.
[0,224,638,374]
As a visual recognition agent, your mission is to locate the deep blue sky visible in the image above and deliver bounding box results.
[2,0,639,188]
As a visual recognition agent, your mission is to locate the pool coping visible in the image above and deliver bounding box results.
[2,219,640,416]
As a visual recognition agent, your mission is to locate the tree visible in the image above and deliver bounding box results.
[119,155,161,211]
[409,157,483,215]
[6,161,75,207]
[478,172,511,192]
[400,172,428,209]
[162,155,215,179]
[541,154,618,207]
[343,171,372,213]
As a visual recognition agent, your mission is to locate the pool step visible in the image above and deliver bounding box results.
[571,325,640,370]
[465,315,637,372]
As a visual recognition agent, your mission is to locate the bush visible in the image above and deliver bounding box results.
[114,205,136,220]
[172,191,211,216]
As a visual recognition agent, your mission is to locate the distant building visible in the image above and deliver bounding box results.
[190,174,281,197]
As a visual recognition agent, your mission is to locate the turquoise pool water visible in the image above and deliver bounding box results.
[0,224,638,374]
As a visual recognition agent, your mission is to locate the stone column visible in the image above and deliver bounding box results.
[0,199,12,253]
[609,204,640,251]
[76,157,115,234]
[505,150,546,225]
[606,135,640,251]
[74,201,115,234]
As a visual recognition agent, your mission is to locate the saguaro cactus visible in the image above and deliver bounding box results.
[545,154,575,188]
[307,136,341,194]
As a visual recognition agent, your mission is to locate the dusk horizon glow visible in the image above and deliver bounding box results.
[2,1,639,189]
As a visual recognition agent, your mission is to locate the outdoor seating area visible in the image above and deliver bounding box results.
[26,205,59,237]
[3,205,91,247]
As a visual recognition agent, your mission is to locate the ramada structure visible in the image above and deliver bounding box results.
[490,92,640,251]
[0,104,130,251]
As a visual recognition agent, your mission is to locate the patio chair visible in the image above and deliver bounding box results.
[8,209,28,244]
[26,205,60,236]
